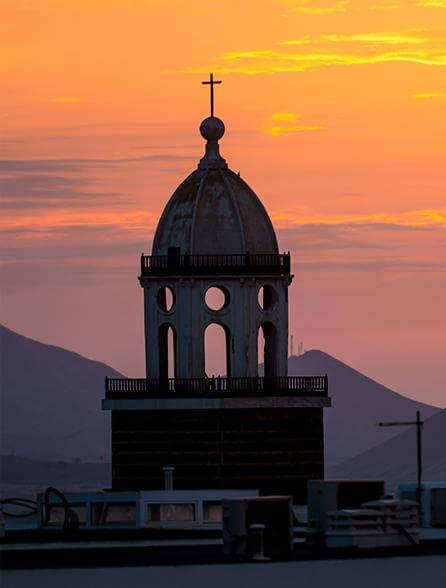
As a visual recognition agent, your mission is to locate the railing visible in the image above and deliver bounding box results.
[140,253,291,277]
[105,375,328,399]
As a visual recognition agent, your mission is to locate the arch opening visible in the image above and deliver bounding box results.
[157,286,175,312]
[258,322,277,378]
[205,286,230,312]
[204,323,231,377]
[159,323,176,379]
[257,284,277,311]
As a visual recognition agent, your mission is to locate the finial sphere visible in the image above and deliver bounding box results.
[200,116,225,141]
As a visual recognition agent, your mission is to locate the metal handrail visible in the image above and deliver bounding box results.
[105,374,328,399]
[140,253,291,276]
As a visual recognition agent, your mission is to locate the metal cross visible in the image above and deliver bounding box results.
[202,73,222,117]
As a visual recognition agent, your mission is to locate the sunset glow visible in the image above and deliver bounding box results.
[1,0,445,405]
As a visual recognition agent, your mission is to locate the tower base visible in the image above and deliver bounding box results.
[112,407,325,503]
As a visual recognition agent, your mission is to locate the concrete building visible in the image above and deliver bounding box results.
[103,77,331,502]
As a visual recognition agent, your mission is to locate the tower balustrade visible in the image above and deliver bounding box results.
[140,253,291,276]
[105,375,328,399]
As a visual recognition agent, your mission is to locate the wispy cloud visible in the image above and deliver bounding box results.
[0,154,194,173]
[413,92,446,98]
[296,259,445,270]
[280,32,428,46]
[270,112,298,122]
[268,112,324,135]
[218,49,446,75]
[278,225,386,251]
[0,209,158,241]
[277,219,444,253]
[1,174,92,196]
[416,0,446,7]
[192,28,446,75]
[0,154,194,212]
[289,0,349,14]
[0,174,125,209]
[270,208,446,228]
[317,32,427,44]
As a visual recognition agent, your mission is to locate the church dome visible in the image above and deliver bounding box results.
[152,116,279,256]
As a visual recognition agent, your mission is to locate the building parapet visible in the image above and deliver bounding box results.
[105,375,328,400]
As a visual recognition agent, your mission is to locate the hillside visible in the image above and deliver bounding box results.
[1,326,440,468]
[0,324,124,461]
[289,350,439,466]
[331,409,446,488]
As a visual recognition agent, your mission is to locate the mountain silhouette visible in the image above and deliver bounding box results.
[331,409,446,489]
[1,326,440,468]
[288,350,439,467]
[1,324,123,461]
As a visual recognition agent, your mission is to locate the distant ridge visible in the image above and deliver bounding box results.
[1,324,124,461]
[289,350,439,467]
[331,409,446,488]
[1,326,440,469]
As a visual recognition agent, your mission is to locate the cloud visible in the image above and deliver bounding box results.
[1,198,122,210]
[318,33,427,45]
[280,221,439,234]
[217,49,446,75]
[413,92,446,98]
[0,258,134,287]
[416,0,446,6]
[278,227,387,251]
[280,32,428,46]
[268,112,324,135]
[268,211,446,263]
[1,174,89,196]
[276,219,444,252]
[271,112,300,122]
[295,259,446,270]
[1,224,122,237]
[269,124,323,135]
[0,154,194,173]
[4,239,146,262]
[0,174,127,210]
[5,209,442,248]
[270,208,446,229]
[0,153,195,213]
[289,0,349,14]
[0,210,155,282]
[191,29,446,75]
[0,207,158,235]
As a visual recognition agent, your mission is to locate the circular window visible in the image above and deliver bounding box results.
[258,285,277,311]
[205,286,229,311]
[157,286,175,312]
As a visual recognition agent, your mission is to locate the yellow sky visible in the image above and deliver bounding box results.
[1,0,445,404]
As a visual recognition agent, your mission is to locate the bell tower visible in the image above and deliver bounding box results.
[141,76,290,382]
[103,76,330,502]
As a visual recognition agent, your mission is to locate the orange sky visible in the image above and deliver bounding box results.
[1,0,445,406]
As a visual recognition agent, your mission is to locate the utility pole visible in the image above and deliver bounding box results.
[378,410,424,523]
